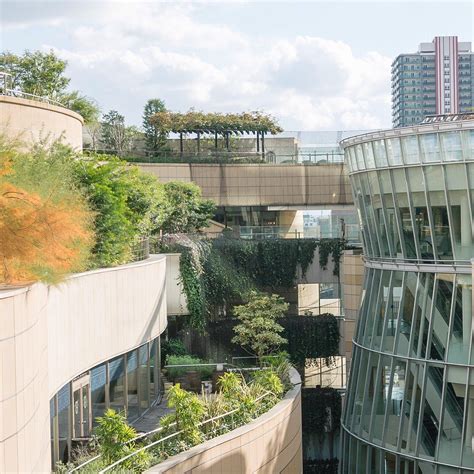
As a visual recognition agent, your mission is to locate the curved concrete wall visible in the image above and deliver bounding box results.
[147,369,302,474]
[0,256,168,473]
[0,95,84,150]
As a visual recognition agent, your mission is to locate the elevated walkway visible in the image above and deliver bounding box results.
[139,163,354,208]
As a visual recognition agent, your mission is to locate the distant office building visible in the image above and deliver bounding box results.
[392,36,474,127]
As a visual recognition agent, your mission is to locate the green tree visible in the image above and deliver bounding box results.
[143,98,169,154]
[60,90,100,124]
[232,291,288,360]
[160,384,205,446]
[101,110,138,156]
[72,154,163,267]
[95,409,150,471]
[159,181,215,234]
[1,50,69,97]
[0,50,100,123]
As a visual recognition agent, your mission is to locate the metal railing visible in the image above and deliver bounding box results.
[0,72,66,108]
[130,236,150,262]
[97,391,273,473]
[85,148,345,166]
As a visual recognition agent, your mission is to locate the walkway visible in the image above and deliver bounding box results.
[131,395,173,433]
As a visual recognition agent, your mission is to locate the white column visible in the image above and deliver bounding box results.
[461,194,471,258]
[466,396,474,449]
[462,286,472,350]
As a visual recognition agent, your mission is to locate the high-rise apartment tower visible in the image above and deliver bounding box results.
[392,36,474,128]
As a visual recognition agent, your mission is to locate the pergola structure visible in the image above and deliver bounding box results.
[149,110,283,156]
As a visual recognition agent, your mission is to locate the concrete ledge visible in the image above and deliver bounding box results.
[0,95,84,149]
[146,368,303,474]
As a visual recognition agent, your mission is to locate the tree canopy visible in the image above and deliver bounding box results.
[143,98,169,153]
[0,50,100,123]
[101,110,140,156]
[232,291,288,359]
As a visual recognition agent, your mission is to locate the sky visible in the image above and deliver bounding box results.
[1,0,473,130]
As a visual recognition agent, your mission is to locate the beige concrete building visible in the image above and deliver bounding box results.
[0,256,168,472]
[0,95,84,150]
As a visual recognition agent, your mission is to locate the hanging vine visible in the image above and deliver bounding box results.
[281,314,340,367]
[166,236,345,330]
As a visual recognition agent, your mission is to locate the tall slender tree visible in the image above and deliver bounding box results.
[142,98,169,155]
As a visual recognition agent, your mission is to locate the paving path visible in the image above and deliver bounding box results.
[131,395,173,434]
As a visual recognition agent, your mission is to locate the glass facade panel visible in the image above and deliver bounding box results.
[420,133,441,163]
[57,384,70,462]
[386,138,403,166]
[90,363,107,426]
[363,141,376,169]
[126,350,139,420]
[373,140,388,167]
[149,339,159,401]
[438,366,465,466]
[139,344,149,412]
[355,144,365,170]
[441,131,463,161]
[50,337,161,466]
[383,360,406,450]
[109,355,126,413]
[336,126,474,472]
[402,136,420,164]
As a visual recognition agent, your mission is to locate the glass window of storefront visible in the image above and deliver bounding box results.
[50,337,161,465]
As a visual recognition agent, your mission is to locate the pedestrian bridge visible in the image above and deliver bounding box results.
[139,163,353,208]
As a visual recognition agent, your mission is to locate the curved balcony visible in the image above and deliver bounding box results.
[142,369,302,473]
[0,256,168,472]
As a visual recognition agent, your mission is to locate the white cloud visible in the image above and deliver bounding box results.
[41,2,391,129]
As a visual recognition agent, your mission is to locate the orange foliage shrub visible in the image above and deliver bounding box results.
[0,142,94,285]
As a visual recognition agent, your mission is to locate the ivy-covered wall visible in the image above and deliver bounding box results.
[174,314,340,369]
[163,236,345,330]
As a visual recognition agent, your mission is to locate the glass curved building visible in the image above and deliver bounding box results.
[340,116,474,473]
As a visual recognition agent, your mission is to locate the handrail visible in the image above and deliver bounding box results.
[0,87,65,108]
[98,391,273,473]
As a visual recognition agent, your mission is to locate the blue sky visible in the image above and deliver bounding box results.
[1,1,473,130]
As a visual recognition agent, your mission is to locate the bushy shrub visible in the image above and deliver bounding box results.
[0,138,94,284]
[72,154,163,267]
[160,338,187,367]
[95,409,150,471]
[165,355,214,381]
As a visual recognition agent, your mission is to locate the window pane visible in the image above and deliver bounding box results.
[420,133,440,163]
[139,344,149,412]
[386,138,403,166]
[58,384,70,462]
[90,364,107,426]
[109,356,125,413]
[402,136,420,164]
[373,140,388,167]
[127,350,139,421]
[441,131,463,161]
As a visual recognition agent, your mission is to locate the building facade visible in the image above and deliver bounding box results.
[392,36,474,128]
[340,116,474,473]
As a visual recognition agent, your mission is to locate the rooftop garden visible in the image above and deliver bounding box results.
[0,139,215,286]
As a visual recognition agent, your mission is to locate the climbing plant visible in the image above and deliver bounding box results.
[281,314,340,368]
[165,236,345,330]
